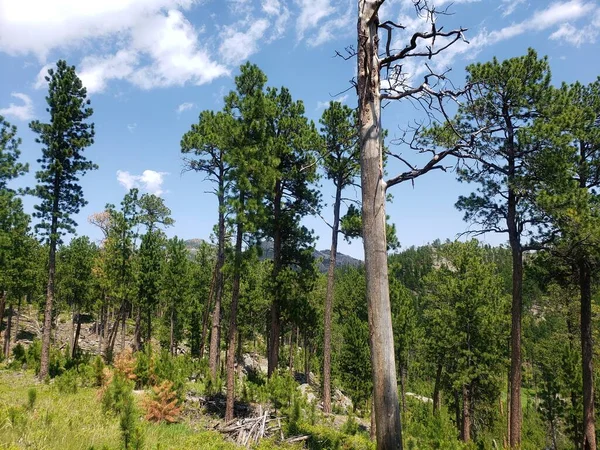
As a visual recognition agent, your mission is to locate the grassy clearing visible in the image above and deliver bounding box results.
[0,369,236,450]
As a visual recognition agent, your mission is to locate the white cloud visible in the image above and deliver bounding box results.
[2,0,229,93]
[550,9,600,46]
[0,93,34,121]
[116,169,168,196]
[127,123,137,132]
[220,19,270,64]
[296,0,354,46]
[33,63,54,90]
[78,51,138,94]
[317,93,349,109]
[176,102,195,113]
[296,0,336,41]
[500,0,526,17]
[0,0,196,59]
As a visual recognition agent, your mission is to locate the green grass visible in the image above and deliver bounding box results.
[0,369,236,450]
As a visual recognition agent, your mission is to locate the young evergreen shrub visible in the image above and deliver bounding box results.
[133,347,154,389]
[102,372,135,416]
[120,392,144,450]
[56,369,79,394]
[27,388,37,410]
[93,355,105,387]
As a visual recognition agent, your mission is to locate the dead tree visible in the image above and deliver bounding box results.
[355,1,473,448]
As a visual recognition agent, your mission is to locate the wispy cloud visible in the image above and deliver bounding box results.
[317,93,349,110]
[296,0,353,46]
[499,0,526,17]
[176,102,195,114]
[219,19,270,64]
[0,92,34,121]
[117,169,169,196]
[127,123,137,133]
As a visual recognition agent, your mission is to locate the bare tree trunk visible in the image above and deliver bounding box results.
[0,291,6,346]
[357,1,402,448]
[371,396,376,441]
[199,267,216,358]
[508,240,523,448]
[70,308,76,357]
[72,310,82,359]
[268,179,283,377]
[209,186,226,374]
[580,260,597,450]
[146,306,152,345]
[133,306,142,351]
[3,303,13,357]
[13,296,22,343]
[170,305,175,356]
[225,213,244,422]
[304,329,309,381]
[106,301,126,358]
[323,184,342,413]
[461,385,471,442]
[433,362,442,415]
[40,212,59,380]
[289,326,295,375]
[454,390,462,437]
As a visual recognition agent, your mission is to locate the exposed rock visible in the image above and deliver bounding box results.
[333,388,353,413]
[298,383,317,404]
[406,392,433,403]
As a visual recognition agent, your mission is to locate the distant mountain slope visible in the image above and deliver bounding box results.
[183,239,362,272]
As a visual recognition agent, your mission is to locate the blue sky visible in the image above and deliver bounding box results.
[1,0,599,258]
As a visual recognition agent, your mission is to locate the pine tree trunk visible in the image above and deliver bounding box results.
[323,183,342,413]
[508,210,523,448]
[268,179,283,377]
[289,326,295,375]
[72,310,82,359]
[454,389,462,437]
[580,259,597,450]
[357,1,402,447]
[433,362,442,415]
[0,291,6,345]
[199,270,215,358]
[170,306,175,356]
[225,212,244,422]
[3,303,13,357]
[304,329,309,381]
[70,308,76,357]
[40,204,59,381]
[461,385,471,442]
[146,306,152,345]
[209,186,226,374]
[13,296,22,343]
[371,396,376,441]
[134,306,142,351]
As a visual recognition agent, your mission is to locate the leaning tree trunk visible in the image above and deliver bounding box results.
[323,183,342,413]
[580,259,597,450]
[69,308,76,357]
[133,306,142,351]
[225,208,244,422]
[199,267,216,358]
[170,305,176,356]
[72,309,82,359]
[357,1,403,448]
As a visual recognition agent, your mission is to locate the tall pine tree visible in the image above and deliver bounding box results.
[30,60,96,379]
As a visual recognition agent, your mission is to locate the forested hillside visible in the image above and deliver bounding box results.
[1,1,600,449]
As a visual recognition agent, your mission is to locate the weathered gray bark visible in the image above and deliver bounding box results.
[13,296,22,343]
[433,362,442,415]
[357,1,402,448]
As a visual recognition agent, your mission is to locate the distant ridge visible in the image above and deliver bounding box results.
[183,239,362,272]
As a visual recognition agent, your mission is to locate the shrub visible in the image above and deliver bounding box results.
[27,388,37,410]
[133,346,154,388]
[142,381,181,424]
[114,349,137,381]
[102,372,135,416]
[56,369,79,394]
[93,355,106,387]
[120,392,145,450]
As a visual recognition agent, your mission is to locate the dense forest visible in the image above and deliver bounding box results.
[1,1,600,450]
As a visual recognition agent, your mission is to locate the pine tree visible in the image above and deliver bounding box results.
[318,101,360,413]
[30,60,96,379]
[181,109,234,376]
